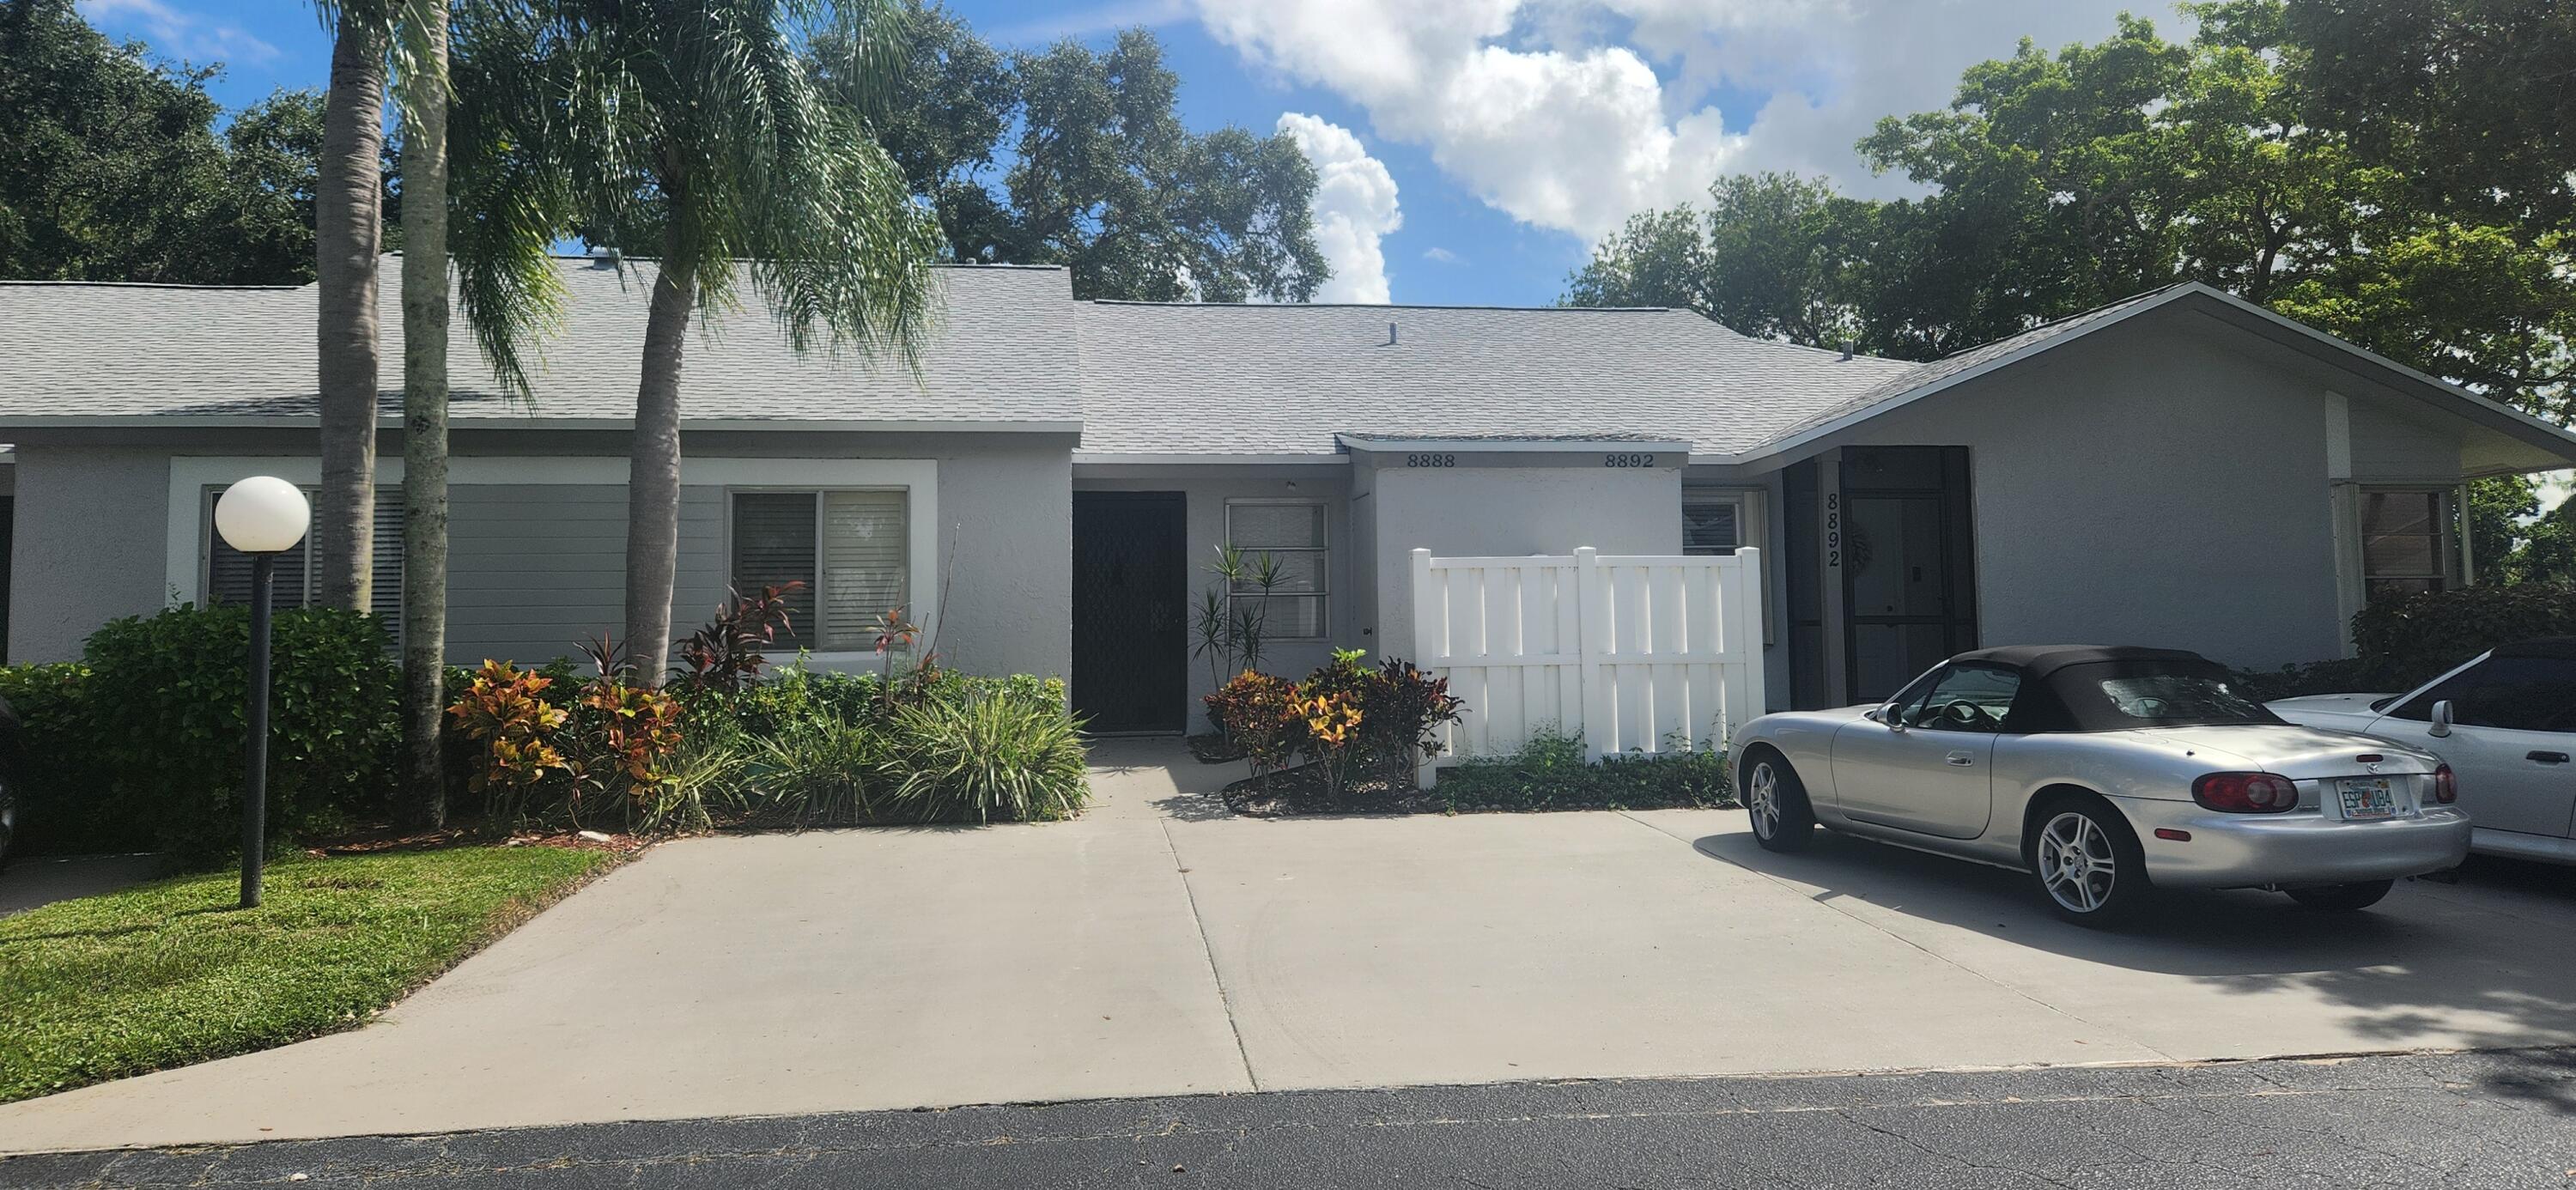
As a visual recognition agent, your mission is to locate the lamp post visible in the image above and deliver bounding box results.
[214,477,311,909]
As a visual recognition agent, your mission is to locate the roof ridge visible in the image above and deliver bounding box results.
[1087,300,1677,313]
[1922,282,2190,364]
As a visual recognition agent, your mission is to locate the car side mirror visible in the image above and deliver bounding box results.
[2429,699,2454,738]
[1877,703,1906,732]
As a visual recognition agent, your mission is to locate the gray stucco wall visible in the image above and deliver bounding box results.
[1834,322,2351,670]
[8,446,172,663]
[1364,462,1682,662]
[3,435,1073,681]
[926,438,1073,680]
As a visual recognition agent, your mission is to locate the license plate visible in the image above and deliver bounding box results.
[2336,778,2396,820]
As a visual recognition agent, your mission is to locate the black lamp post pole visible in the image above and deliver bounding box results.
[241,550,275,910]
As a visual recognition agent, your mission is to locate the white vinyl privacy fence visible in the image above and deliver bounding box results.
[1409,547,1766,786]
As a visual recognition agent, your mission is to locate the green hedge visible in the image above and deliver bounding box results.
[3,604,398,865]
[2350,581,2576,687]
[1434,726,1734,812]
[2236,582,2576,701]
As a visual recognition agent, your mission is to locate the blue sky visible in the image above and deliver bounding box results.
[76,0,2171,307]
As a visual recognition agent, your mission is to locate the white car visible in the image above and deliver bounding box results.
[2269,638,2576,865]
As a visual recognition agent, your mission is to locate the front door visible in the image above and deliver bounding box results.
[1072,492,1188,734]
[1840,446,1978,702]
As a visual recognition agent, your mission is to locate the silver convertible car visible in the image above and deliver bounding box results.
[1734,646,2471,925]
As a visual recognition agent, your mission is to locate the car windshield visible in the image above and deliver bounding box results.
[2049,663,2285,730]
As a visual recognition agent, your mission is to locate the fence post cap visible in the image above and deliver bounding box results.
[1410,547,1432,557]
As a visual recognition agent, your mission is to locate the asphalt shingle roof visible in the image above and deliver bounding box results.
[0,255,1081,426]
[0,260,2231,460]
[1070,301,1914,456]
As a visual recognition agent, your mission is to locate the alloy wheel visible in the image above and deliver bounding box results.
[2038,811,2117,914]
[1747,762,1781,838]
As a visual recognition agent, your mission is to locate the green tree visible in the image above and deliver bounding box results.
[1565,174,1862,348]
[811,12,1324,301]
[530,0,943,677]
[0,0,335,284]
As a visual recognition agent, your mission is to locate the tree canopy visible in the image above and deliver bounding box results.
[811,7,1326,301]
[1564,0,2575,580]
[0,0,398,285]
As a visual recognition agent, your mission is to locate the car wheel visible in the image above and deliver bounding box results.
[2031,800,2149,926]
[2285,880,2394,912]
[1742,751,1815,853]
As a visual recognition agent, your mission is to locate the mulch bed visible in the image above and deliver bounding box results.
[1187,732,1246,764]
[306,820,650,858]
[1220,761,1449,817]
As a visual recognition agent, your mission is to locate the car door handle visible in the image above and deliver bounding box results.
[2530,751,2571,764]
[1946,751,1975,767]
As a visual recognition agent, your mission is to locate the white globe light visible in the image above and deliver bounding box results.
[214,477,312,555]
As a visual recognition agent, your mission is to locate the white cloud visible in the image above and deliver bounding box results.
[78,0,279,66]
[1279,112,1401,304]
[1423,246,1461,264]
[1188,0,2160,240]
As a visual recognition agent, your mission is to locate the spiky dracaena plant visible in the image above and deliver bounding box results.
[532,0,944,682]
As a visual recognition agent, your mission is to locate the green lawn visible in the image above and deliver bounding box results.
[0,845,617,1103]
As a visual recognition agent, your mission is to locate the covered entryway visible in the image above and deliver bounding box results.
[1072,491,1189,733]
[1785,446,1980,707]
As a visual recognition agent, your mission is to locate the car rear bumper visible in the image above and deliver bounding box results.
[2111,796,2471,889]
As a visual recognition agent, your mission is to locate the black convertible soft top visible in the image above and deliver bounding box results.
[1948,644,2214,681]
[1937,645,2275,732]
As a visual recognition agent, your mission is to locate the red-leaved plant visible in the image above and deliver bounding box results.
[678,581,805,693]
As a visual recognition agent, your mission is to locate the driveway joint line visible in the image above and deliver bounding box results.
[1613,810,2178,1064]
[1153,815,1262,1094]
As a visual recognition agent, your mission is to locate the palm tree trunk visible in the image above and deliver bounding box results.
[623,234,696,684]
[316,9,387,612]
[398,1,452,830]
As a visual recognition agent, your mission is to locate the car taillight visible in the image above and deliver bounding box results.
[2193,772,2299,813]
[2433,764,2457,804]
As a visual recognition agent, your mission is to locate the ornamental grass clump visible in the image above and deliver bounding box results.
[880,678,1089,823]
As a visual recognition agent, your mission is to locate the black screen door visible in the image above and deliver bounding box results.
[1072,492,1188,733]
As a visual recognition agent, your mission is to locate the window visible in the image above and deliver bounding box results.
[1682,491,1745,556]
[204,484,403,621]
[1225,501,1327,640]
[730,489,908,653]
[1900,664,2020,732]
[2394,655,2576,732]
[2360,489,2458,600]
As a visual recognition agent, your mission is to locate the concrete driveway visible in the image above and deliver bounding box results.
[7,738,2576,1153]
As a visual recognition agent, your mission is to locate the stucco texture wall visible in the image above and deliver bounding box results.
[8,447,171,663]
[1838,322,2350,670]
[1365,463,1682,662]
[3,435,1073,681]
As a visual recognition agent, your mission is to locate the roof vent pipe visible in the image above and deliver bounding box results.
[1840,339,1854,361]
[1388,320,1399,346]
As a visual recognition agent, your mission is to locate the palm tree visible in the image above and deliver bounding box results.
[314,0,389,611]
[394,0,581,826]
[550,0,943,679]
[393,0,453,829]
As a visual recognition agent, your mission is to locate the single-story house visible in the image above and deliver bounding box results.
[4,255,2573,732]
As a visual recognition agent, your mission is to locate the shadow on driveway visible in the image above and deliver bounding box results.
[1686,823,2576,1114]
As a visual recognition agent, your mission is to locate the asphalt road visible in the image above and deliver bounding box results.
[6,1048,2572,1188]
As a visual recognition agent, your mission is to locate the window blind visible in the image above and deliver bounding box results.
[730,493,821,648]
[206,486,404,628]
[1683,497,1740,556]
[821,490,907,650]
